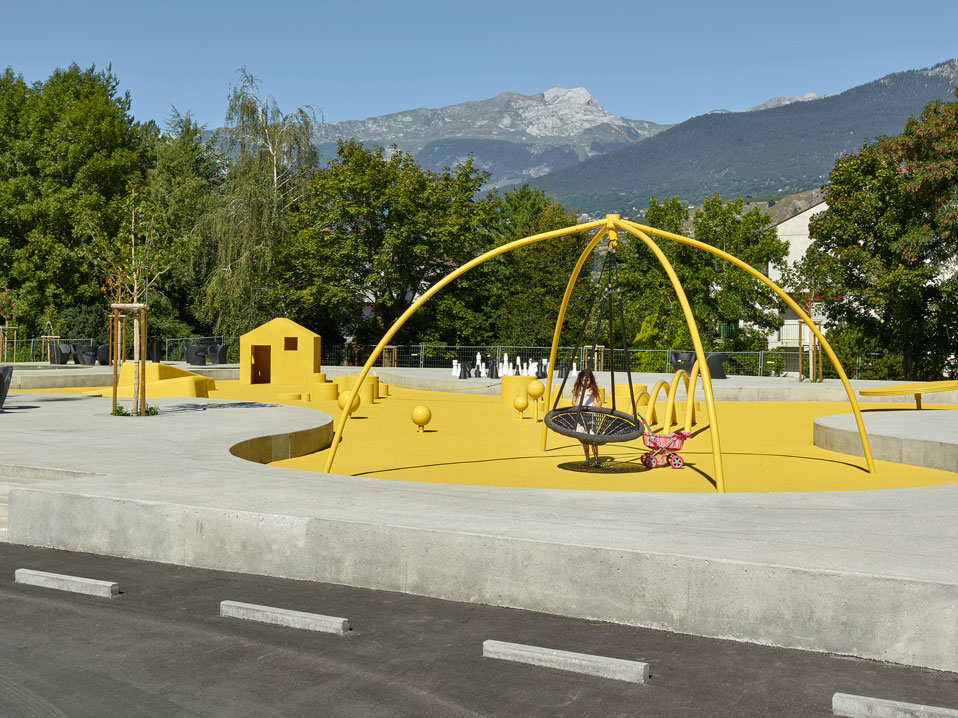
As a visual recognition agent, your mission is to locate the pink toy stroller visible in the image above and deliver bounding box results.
[640,430,691,469]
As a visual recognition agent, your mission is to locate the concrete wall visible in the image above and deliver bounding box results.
[10,487,958,673]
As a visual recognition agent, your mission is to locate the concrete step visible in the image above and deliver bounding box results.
[0,474,58,543]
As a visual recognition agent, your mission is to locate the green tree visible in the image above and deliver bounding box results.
[620,195,698,351]
[620,194,786,352]
[692,194,787,349]
[141,110,222,336]
[483,186,595,347]
[282,140,492,342]
[198,70,317,336]
[0,64,148,336]
[804,105,958,379]
[881,89,958,247]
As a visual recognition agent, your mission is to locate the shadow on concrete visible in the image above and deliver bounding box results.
[162,401,277,413]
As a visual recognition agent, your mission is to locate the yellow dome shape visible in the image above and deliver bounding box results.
[338,390,361,414]
[513,395,529,418]
[411,405,432,432]
[527,380,545,400]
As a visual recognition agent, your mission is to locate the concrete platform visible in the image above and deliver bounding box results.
[814,410,958,472]
[5,361,239,389]
[3,390,957,673]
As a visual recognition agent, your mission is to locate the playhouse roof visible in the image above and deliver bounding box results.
[240,317,320,340]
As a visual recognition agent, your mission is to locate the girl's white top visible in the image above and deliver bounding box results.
[574,389,598,407]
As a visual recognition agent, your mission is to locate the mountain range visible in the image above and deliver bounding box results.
[309,58,958,213]
[312,87,671,188]
[532,59,958,213]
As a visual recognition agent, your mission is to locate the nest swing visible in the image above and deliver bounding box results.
[544,243,646,446]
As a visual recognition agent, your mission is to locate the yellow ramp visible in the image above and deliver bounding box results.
[117,363,215,398]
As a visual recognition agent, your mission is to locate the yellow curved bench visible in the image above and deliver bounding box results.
[859,380,958,409]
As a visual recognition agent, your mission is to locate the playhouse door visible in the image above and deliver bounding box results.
[251,345,271,384]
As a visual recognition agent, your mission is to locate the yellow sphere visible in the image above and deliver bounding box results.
[411,405,432,428]
[337,390,361,414]
[513,395,529,413]
[527,380,545,400]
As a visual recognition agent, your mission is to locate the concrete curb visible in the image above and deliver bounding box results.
[220,600,350,635]
[0,464,98,481]
[482,639,649,683]
[15,568,118,598]
[814,410,958,473]
[833,692,958,717]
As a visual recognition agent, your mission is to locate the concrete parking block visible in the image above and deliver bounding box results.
[833,692,958,717]
[15,568,118,598]
[483,639,649,683]
[220,600,350,634]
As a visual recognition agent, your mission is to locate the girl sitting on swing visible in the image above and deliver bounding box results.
[572,369,603,467]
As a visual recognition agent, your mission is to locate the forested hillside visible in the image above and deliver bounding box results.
[533,59,958,213]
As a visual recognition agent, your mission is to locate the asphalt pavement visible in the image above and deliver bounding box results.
[2,544,957,717]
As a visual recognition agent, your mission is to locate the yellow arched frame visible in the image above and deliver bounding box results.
[620,218,875,475]
[322,214,876,487]
[322,219,606,473]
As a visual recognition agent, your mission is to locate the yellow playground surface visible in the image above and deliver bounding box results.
[260,385,956,493]
[29,377,957,493]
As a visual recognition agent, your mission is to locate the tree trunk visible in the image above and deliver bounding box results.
[133,315,141,415]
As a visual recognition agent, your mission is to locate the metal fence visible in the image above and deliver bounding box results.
[324,344,907,380]
[0,337,94,363]
[4,333,907,381]
[164,336,233,362]
[322,345,794,377]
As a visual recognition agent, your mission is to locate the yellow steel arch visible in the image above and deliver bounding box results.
[321,219,605,473]
[619,218,876,474]
[615,222,727,491]
[320,212,875,485]
[539,223,610,451]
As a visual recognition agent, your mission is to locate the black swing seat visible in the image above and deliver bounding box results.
[544,406,645,445]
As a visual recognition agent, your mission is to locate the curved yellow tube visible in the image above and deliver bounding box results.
[645,379,670,425]
[664,369,694,435]
[683,362,701,433]
[617,222,726,492]
[620,219,876,474]
[540,226,610,451]
[322,219,606,473]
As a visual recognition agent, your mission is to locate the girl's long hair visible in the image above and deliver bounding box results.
[572,370,599,403]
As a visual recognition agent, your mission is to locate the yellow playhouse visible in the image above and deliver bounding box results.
[240,318,321,386]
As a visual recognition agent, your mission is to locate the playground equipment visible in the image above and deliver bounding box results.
[527,380,545,421]
[411,405,431,432]
[240,318,321,386]
[513,395,529,418]
[338,390,361,414]
[543,225,645,450]
[321,215,876,492]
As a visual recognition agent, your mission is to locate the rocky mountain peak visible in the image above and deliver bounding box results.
[921,58,958,79]
[542,87,602,109]
[748,92,825,112]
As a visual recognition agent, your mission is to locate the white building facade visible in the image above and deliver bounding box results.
[766,201,828,349]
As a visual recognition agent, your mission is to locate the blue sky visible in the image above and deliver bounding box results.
[3,0,956,129]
